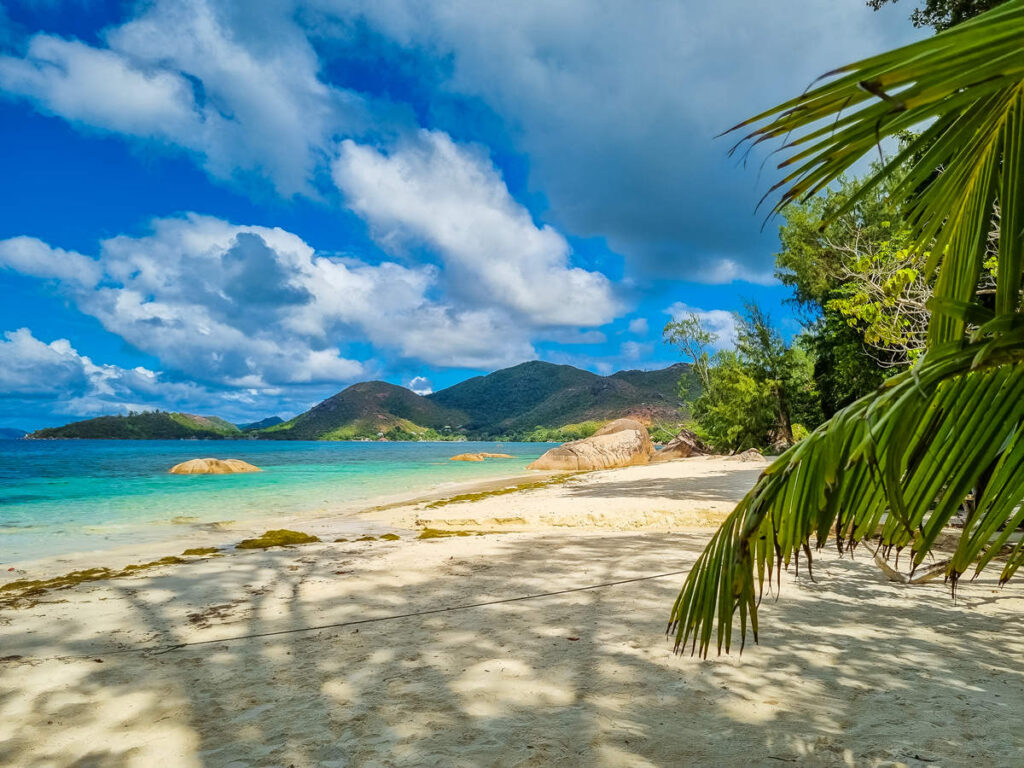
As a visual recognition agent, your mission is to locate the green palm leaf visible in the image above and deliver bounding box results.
[672,0,1024,656]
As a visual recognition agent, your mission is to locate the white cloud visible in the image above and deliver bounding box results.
[627,317,648,336]
[407,376,432,395]
[0,214,543,388]
[0,327,215,417]
[0,236,101,288]
[315,0,921,282]
[0,1,921,285]
[0,0,365,196]
[666,302,738,350]
[0,35,198,137]
[333,131,621,326]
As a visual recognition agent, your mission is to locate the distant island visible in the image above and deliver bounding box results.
[236,416,284,431]
[28,360,695,441]
[0,427,27,440]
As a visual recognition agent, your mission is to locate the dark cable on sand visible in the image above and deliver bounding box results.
[7,569,689,663]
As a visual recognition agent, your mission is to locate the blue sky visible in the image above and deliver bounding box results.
[0,0,920,429]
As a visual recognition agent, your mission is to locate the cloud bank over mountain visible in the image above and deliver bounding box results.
[0,0,919,426]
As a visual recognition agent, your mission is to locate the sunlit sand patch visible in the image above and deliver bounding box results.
[452,659,576,717]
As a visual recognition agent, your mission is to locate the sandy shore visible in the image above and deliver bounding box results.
[2,457,1023,767]
[363,455,769,532]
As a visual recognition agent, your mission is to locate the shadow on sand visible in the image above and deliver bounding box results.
[1,531,1022,767]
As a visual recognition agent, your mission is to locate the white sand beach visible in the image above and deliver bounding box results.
[2,457,1023,767]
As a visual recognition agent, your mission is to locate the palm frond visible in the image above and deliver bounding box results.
[672,1,1024,656]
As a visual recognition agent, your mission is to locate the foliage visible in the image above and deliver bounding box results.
[664,313,716,390]
[775,169,926,416]
[646,422,683,444]
[671,1,1024,656]
[518,421,606,442]
[691,351,776,452]
[868,0,1007,29]
[689,304,823,453]
[825,232,930,364]
[802,313,888,417]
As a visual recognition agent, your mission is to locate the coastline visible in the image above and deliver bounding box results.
[3,455,765,580]
[2,454,1022,766]
[1,465,565,579]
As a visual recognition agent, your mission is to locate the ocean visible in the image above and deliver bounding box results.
[0,440,555,564]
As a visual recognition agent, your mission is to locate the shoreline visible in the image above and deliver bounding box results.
[2,455,765,581]
[1,466,567,579]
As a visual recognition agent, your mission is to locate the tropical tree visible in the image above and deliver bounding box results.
[663,312,717,391]
[868,0,1007,30]
[669,1,1024,657]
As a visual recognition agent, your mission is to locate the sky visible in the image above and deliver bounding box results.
[0,0,922,430]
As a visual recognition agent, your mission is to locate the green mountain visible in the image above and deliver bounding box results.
[31,362,694,441]
[28,412,242,440]
[260,381,465,441]
[238,416,284,432]
[427,361,690,438]
[261,361,692,441]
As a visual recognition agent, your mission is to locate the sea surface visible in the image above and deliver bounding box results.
[0,440,555,563]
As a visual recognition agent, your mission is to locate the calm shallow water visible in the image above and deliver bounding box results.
[0,440,554,562]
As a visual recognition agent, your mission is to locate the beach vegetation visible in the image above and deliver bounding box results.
[422,474,577,509]
[671,1,1024,656]
[181,547,220,556]
[1,556,189,604]
[519,421,606,442]
[416,528,503,539]
[379,533,401,541]
[235,529,321,549]
[669,303,824,452]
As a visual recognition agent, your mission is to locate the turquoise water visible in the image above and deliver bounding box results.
[0,440,554,563]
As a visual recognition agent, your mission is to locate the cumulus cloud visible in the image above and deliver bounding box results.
[0,0,365,195]
[666,302,738,350]
[0,327,216,417]
[333,131,620,325]
[0,1,920,284]
[0,214,543,388]
[315,0,920,282]
[0,236,101,288]
[407,376,432,395]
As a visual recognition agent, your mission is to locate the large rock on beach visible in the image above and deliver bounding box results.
[651,428,708,463]
[169,458,262,474]
[527,418,654,471]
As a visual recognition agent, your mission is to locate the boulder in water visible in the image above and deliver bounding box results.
[527,418,653,471]
[449,452,515,461]
[651,428,708,462]
[450,453,485,462]
[169,458,261,474]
